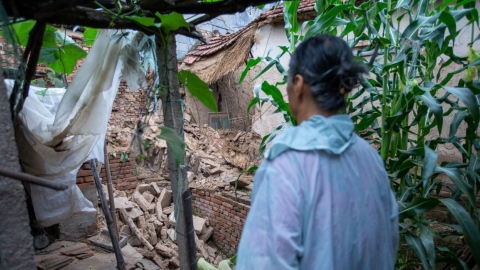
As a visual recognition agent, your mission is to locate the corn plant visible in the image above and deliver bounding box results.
[239,0,480,268]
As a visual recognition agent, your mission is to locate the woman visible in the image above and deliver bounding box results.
[236,34,399,270]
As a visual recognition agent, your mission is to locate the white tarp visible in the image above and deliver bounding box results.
[6,29,150,226]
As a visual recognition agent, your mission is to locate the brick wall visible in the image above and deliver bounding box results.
[76,151,145,191]
[191,189,251,257]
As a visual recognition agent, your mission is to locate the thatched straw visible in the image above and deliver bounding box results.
[202,28,256,85]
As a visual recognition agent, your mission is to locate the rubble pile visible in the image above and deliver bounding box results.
[95,183,224,269]
[184,122,262,191]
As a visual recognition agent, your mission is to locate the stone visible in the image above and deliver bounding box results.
[155,243,174,258]
[163,206,174,215]
[134,247,156,259]
[147,223,158,246]
[122,244,143,260]
[199,226,213,242]
[89,230,128,251]
[150,182,161,196]
[169,213,176,227]
[143,192,155,204]
[167,228,176,242]
[155,200,163,221]
[210,166,226,174]
[137,215,147,230]
[207,246,216,259]
[128,236,142,247]
[134,191,152,213]
[214,255,223,265]
[169,257,180,268]
[127,207,144,221]
[114,197,134,211]
[161,229,167,241]
[136,184,155,194]
[226,176,250,188]
[193,216,206,235]
[120,225,131,236]
[194,233,209,258]
[115,190,127,197]
[158,188,173,209]
[152,254,164,268]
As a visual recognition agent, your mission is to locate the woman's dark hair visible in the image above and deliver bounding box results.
[289,34,367,111]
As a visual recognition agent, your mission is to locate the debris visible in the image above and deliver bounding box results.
[169,256,180,268]
[137,215,147,230]
[193,216,207,235]
[119,208,154,251]
[166,228,176,242]
[158,188,173,209]
[88,230,128,251]
[156,199,163,221]
[122,244,144,260]
[163,205,174,215]
[150,182,161,195]
[128,206,144,220]
[147,223,158,246]
[37,256,74,270]
[143,191,155,204]
[75,252,95,260]
[134,191,152,213]
[214,255,224,266]
[200,226,214,242]
[115,197,134,211]
[155,244,174,258]
[59,243,90,256]
[136,184,155,194]
[194,232,209,259]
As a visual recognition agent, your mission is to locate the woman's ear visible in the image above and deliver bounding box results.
[294,74,304,96]
[294,74,306,100]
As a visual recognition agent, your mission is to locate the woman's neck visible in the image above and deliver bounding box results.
[296,107,338,125]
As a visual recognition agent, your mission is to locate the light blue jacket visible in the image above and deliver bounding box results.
[236,115,398,270]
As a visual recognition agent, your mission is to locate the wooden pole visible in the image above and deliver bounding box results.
[104,141,119,238]
[89,159,126,270]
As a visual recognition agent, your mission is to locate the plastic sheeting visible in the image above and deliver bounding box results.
[7,29,151,226]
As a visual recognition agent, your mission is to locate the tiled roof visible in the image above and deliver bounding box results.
[183,0,316,65]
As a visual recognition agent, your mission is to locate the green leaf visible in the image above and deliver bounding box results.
[156,12,189,34]
[39,27,88,75]
[418,88,443,134]
[283,0,300,50]
[83,27,99,46]
[398,197,441,220]
[238,57,262,88]
[434,166,476,211]
[402,13,441,40]
[305,5,352,39]
[1,20,36,46]
[405,233,430,270]
[247,97,258,120]
[354,112,381,131]
[157,127,185,167]
[234,166,258,198]
[443,86,479,127]
[419,223,436,269]
[448,111,468,139]
[127,16,156,27]
[421,146,438,191]
[441,198,480,267]
[177,70,218,113]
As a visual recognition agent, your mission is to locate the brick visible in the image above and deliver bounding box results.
[78,183,94,189]
[211,198,222,205]
[76,177,84,184]
[77,170,93,177]
[84,176,94,182]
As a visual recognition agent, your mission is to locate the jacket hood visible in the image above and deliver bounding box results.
[264,114,356,160]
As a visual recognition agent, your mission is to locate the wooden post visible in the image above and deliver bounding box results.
[104,141,119,237]
[90,159,126,270]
